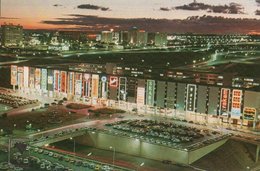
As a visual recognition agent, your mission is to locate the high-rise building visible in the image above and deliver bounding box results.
[112,32,120,44]
[101,31,113,44]
[1,23,23,47]
[120,31,129,45]
[147,32,156,46]
[128,27,148,47]
[128,27,138,46]
[155,32,168,47]
[136,30,148,47]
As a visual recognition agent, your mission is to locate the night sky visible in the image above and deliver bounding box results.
[1,0,260,33]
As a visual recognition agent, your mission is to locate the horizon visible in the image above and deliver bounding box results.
[1,0,260,34]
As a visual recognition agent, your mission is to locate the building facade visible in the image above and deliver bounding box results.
[10,65,260,128]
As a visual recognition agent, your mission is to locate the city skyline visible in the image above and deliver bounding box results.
[0,0,260,34]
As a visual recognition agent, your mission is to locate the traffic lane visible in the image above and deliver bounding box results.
[48,142,194,171]
[30,150,92,171]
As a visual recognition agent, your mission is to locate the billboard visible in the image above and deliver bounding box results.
[35,68,41,90]
[47,69,54,91]
[186,84,197,112]
[83,73,91,97]
[127,78,137,103]
[156,81,166,108]
[54,70,60,92]
[243,107,256,121]
[17,67,24,87]
[23,66,29,88]
[10,65,18,86]
[231,89,242,118]
[208,87,219,115]
[137,87,145,105]
[41,68,47,91]
[109,76,118,87]
[220,88,230,115]
[68,72,75,94]
[29,67,35,88]
[100,76,107,98]
[119,77,127,101]
[146,80,155,106]
[197,86,207,114]
[60,71,67,93]
[91,74,99,98]
[166,82,176,109]
[75,73,82,96]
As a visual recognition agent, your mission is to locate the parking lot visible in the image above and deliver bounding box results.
[104,119,230,151]
[11,146,132,171]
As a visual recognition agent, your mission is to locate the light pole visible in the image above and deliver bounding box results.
[136,162,144,171]
[70,137,76,155]
[109,146,116,168]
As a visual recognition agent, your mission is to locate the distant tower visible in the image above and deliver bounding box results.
[194,0,197,3]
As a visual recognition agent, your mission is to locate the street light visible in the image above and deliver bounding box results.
[137,162,144,171]
[70,137,76,155]
[109,146,116,168]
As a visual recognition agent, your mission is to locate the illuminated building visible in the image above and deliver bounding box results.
[120,31,129,45]
[154,32,168,47]
[1,23,23,47]
[136,30,148,47]
[101,31,113,44]
[10,63,260,128]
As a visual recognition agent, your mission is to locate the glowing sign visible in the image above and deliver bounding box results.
[101,76,107,82]
[17,67,24,87]
[54,70,60,91]
[186,84,196,112]
[23,66,29,88]
[231,89,242,118]
[47,69,54,91]
[243,107,256,121]
[83,74,91,97]
[41,68,47,91]
[35,68,41,90]
[100,76,107,98]
[137,87,145,105]
[119,77,127,101]
[146,80,155,106]
[68,72,74,94]
[220,88,230,115]
[10,65,18,86]
[109,76,118,87]
[75,73,82,96]
[60,71,67,93]
[29,67,35,88]
[91,74,99,98]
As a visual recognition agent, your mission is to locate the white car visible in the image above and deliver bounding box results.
[23,158,29,164]
[40,163,45,169]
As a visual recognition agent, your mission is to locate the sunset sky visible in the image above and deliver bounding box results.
[1,0,260,33]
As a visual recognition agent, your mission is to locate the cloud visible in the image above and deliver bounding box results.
[256,10,260,15]
[0,17,19,19]
[174,2,244,14]
[77,4,110,11]
[53,4,63,7]
[41,14,260,34]
[160,7,171,11]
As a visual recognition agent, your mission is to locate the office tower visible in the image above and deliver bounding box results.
[1,23,23,47]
